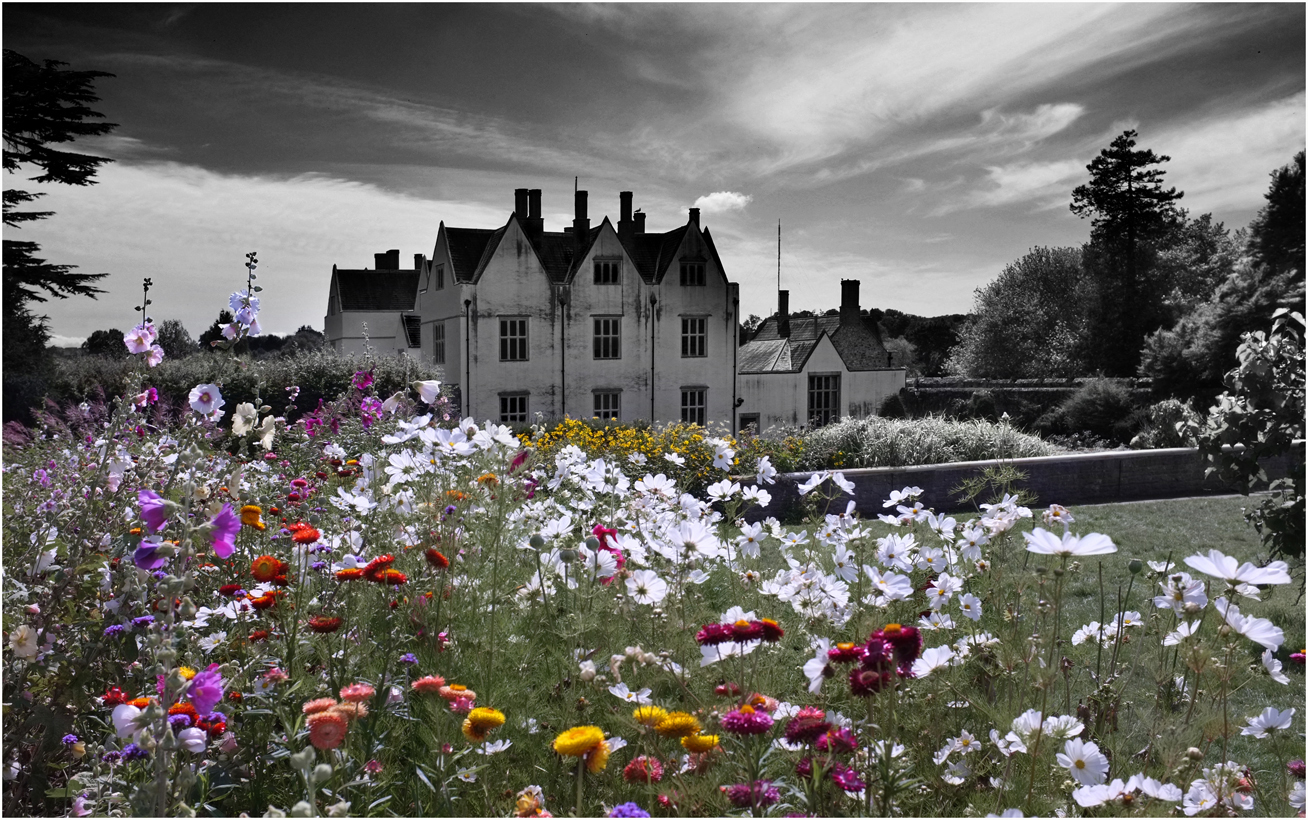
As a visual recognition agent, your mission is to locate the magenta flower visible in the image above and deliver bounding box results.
[209,503,240,559]
[186,664,225,717]
[721,705,774,735]
[139,490,169,533]
[830,763,865,792]
[725,781,779,809]
[352,370,374,391]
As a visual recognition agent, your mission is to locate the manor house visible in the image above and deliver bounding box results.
[325,188,905,431]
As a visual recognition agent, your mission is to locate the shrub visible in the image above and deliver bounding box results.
[789,414,1058,471]
[1058,379,1137,441]
[877,391,908,419]
[1128,398,1201,449]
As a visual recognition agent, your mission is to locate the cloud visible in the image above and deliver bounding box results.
[693,191,752,214]
[49,334,87,348]
[934,159,1086,215]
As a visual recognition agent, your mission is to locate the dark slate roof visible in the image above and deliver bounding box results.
[446,227,501,283]
[334,270,419,312]
[402,315,421,348]
[621,225,690,284]
[745,313,892,372]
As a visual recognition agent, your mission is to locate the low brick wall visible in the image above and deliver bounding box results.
[744,446,1302,522]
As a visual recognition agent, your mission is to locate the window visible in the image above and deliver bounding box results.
[593,317,621,359]
[680,261,705,286]
[500,393,528,423]
[681,317,707,358]
[738,413,760,435]
[594,259,620,285]
[807,374,841,427]
[435,265,445,290]
[681,388,706,426]
[500,317,528,361]
[433,322,446,364]
[593,391,620,421]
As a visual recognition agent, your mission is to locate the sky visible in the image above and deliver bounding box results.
[4,3,1304,346]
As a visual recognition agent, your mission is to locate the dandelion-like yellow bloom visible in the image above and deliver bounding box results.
[655,711,701,738]
[553,725,606,757]
[681,733,719,753]
[240,504,266,530]
[462,707,506,741]
[178,666,197,680]
[632,705,669,727]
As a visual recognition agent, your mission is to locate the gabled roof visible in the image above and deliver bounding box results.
[333,269,419,312]
[445,227,502,284]
[621,224,690,284]
[401,315,421,348]
[445,218,604,285]
[745,312,893,373]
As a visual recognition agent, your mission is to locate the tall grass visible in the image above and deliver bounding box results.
[793,414,1059,471]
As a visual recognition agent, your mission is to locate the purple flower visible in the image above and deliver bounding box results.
[725,781,780,809]
[131,615,155,628]
[399,653,418,664]
[133,539,169,571]
[100,751,122,764]
[830,763,865,793]
[103,624,126,638]
[32,469,50,487]
[187,664,225,717]
[608,803,650,818]
[61,734,79,745]
[138,490,169,533]
[209,503,240,559]
[121,743,149,761]
[352,370,375,391]
[168,714,192,729]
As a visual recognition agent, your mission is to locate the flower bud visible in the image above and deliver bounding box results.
[529,534,545,550]
[1187,747,1204,761]
[1128,559,1143,575]
[290,802,313,818]
[558,549,578,564]
[313,764,333,784]
[584,536,601,551]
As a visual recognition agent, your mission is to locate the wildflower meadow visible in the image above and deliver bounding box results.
[3,265,1304,819]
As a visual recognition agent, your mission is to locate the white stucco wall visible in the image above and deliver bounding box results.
[323,310,404,356]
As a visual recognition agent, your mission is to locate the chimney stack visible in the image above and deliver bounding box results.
[840,279,861,324]
[374,249,400,270]
[523,189,543,236]
[634,210,646,234]
[618,191,633,240]
[414,253,426,272]
[573,190,590,250]
[688,207,700,228]
[777,289,791,338]
[514,188,529,219]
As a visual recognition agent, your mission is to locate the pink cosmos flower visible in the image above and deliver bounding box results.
[209,504,240,559]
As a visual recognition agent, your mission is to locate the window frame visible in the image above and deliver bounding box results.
[499,316,529,362]
[807,373,841,427]
[433,321,446,365]
[679,260,706,287]
[680,387,707,426]
[435,264,445,290]
[593,390,621,421]
[681,316,707,358]
[593,258,621,285]
[499,392,528,424]
[593,316,621,360]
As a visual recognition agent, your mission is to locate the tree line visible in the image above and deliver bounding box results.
[947,131,1304,404]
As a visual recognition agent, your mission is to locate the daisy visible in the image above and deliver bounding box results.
[1240,706,1294,739]
[1057,738,1109,786]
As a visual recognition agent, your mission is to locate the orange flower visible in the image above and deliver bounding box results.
[424,549,450,569]
[362,555,395,583]
[250,592,279,610]
[292,527,321,545]
[302,697,338,715]
[378,569,407,586]
[329,702,368,720]
[340,683,375,703]
[411,675,446,693]
[445,490,467,502]
[438,684,476,702]
[477,473,499,487]
[250,555,281,583]
[308,616,342,633]
[240,505,266,530]
[129,697,151,709]
[307,712,348,749]
[335,568,363,582]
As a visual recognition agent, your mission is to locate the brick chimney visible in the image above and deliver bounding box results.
[374,249,400,270]
[777,289,790,338]
[840,279,860,324]
[514,188,529,220]
[688,207,700,228]
[523,189,543,236]
[573,190,590,251]
[618,191,633,240]
[634,210,646,235]
[414,253,426,272]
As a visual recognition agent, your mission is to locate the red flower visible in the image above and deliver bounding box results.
[362,555,395,583]
[308,616,343,633]
[695,623,733,646]
[730,620,764,642]
[250,555,282,583]
[103,686,128,706]
[218,584,245,597]
[759,618,784,642]
[827,642,865,664]
[335,568,363,582]
[292,527,321,545]
[380,569,407,586]
[424,549,450,569]
[248,629,271,642]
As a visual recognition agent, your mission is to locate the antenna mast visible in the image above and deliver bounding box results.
[777,219,781,294]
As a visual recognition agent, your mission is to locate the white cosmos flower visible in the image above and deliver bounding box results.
[883,486,923,508]
[942,759,971,785]
[1023,528,1116,556]
[925,573,963,609]
[1240,706,1294,738]
[741,485,771,507]
[1137,776,1183,801]
[197,631,227,654]
[911,645,955,678]
[663,452,686,466]
[989,729,1026,757]
[1183,549,1291,588]
[796,471,829,496]
[755,456,777,485]
[831,472,855,495]
[625,569,668,606]
[1163,621,1201,646]
[1154,572,1207,614]
[1043,714,1085,741]
[706,479,739,501]
[476,739,513,755]
[1262,649,1290,684]
[1010,709,1044,744]
[957,593,982,622]
[919,611,955,631]
[1073,778,1134,807]
[1290,781,1305,811]
[865,566,913,601]
[1057,738,1110,786]
[608,683,653,705]
[803,637,832,694]
[1214,597,1284,651]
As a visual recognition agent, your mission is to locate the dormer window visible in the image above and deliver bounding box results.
[680,261,705,286]
[594,259,620,285]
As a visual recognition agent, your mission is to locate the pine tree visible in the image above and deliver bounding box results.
[1070,130,1184,375]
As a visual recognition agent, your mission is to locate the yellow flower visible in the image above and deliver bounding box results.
[240,504,266,530]
[179,667,198,680]
[553,725,605,757]
[585,739,611,772]
[462,706,506,741]
[681,733,719,753]
[632,705,668,727]
[655,711,701,738]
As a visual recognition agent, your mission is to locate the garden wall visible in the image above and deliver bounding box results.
[745,444,1303,522]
